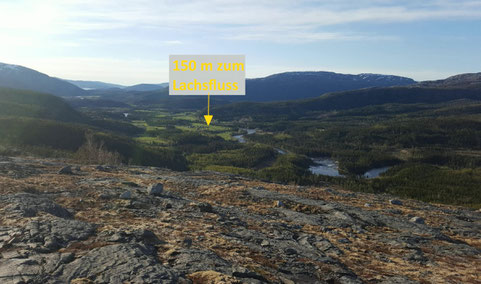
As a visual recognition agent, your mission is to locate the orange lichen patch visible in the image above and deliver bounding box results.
[188,270,242,284]
[70,278,94,284]
[290,203,328,214]
[209,243,279,282]
[450,236,481,250]
[423,253,481,284]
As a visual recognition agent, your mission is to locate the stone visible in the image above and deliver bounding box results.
[101,229,162,246]
[232,266,268,282]
[44,236,59,250]
[274,200,285,207]
[99,193,110,199]
[197,202,214,213]
[23,217,96,249]
[284,248,297,255]
[60,252,75,264]
[338,238,351,244]
[388,209,402,214]
[58,166,73,175]
[60,244,177,283]
[260,240,270,247]
[168,248,231,275]
[0,193,73,218]
[95,165,109,172]
[120,191,132,199]
[410,216,425,224]
[389,199,403,206]
[148,183,164,196]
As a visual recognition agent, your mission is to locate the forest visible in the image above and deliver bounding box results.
[1,85,480,208]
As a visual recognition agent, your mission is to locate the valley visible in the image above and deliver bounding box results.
[0,66,480,209]
[1,1,480,282]
[68,86,481,208]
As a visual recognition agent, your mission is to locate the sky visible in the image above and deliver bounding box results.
[1,0,481,85]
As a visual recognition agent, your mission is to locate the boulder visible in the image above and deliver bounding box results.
[410,217,425,224]
[197,202,214,213]
[120,191,132,199]
[389,199,403,206]
[58,166,73,175]
[274,200,285,208]
[148,183,164,196]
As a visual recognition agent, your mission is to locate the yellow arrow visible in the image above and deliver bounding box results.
[204,92,213,125]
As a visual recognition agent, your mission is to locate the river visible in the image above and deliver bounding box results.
[308,157,391,178]
[231,131,394,178]
[232,128,257,143]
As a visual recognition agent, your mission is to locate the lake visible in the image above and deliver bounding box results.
[363,166,391,179]
[308,158,344,177]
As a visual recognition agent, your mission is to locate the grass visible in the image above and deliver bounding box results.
[120,103,481,208]
[134,136,169,145]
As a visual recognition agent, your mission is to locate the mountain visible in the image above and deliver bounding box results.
[0,63,86,97]
[418,72,481,89]
[214,84,481,121]
[241,71,416,102]
[65,79,125,90]
[86,71,415,104]
[124,83,169,92]
[0,87,85,122]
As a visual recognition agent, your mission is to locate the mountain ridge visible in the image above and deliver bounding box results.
[0,63,86,97]
[1,62,418,102]
[417,72,481,89]
[64,79,125,90]
[240,71,416,102]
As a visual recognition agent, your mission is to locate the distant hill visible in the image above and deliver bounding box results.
[241,71,416,102]
[65,79,125,90]
[65,80,169,92]
[0,63,86,97]
[85,71,415,104]
[214,85,481,121]
[418,72,481,89]
[65,97,131,109]
[0,87,85,122]
[123,83,169,92]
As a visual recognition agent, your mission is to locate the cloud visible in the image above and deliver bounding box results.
[1,0,479,83]
[54,0,481,42]
[3,0,481,43]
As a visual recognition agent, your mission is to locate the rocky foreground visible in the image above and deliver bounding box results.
[0,156,480,284]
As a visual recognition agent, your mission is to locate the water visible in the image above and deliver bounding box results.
[363,166,391,179]
[308,158,344,177]
[232,129,257,144]
[233,135,246,143]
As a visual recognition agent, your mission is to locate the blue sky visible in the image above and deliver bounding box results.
[1,0,480,85]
